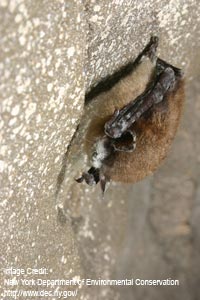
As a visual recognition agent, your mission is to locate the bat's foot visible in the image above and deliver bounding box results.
[147,36,159,62]
[141,35,159,63]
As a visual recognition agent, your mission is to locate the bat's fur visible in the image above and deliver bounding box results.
[85,58,155,155]
[104,80,184,183]
[84,51,184,184]
[71,37,184,192]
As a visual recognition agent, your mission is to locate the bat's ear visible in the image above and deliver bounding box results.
[75,167,100,186]
[100,175,110,196]
[112,130,136,153]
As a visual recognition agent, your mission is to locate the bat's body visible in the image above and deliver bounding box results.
[75,37,184,192]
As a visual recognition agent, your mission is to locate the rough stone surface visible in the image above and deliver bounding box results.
[0,0,85,299]
[1,0,200,299]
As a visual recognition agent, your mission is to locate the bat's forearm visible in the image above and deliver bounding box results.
[104,67,176,139]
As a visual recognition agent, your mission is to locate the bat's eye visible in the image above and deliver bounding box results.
[92,151,98,158]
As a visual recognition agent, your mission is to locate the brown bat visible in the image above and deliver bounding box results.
[75,36,184,193]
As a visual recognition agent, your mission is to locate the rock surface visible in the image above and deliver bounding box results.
[1,0,200,299]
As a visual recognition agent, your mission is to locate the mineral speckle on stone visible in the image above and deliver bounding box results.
[0,0,85,296]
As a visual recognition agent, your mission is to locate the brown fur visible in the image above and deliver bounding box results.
[84,59,184,184]
[105,79,184,183]
[85,59,155,154]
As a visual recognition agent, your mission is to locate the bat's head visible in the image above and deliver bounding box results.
[75,134,114,193]
[75,123,136,193]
